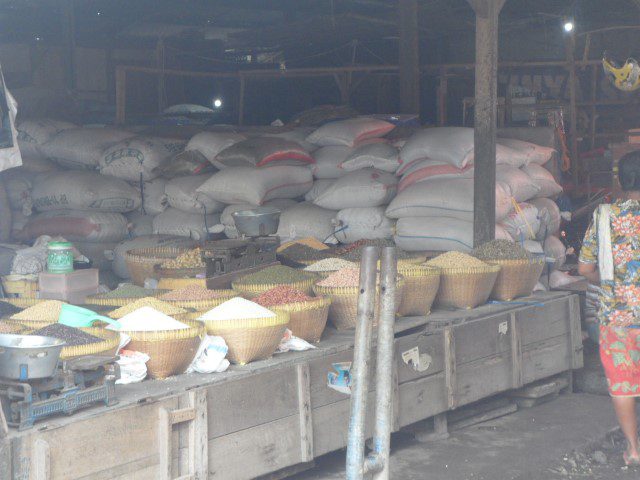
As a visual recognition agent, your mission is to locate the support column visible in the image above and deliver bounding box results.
[61,0,76,91]
[468,0,506,246]
[398,0,420,114]
[156,37,166,114]
[565,30,579,185]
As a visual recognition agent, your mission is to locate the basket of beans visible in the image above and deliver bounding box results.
[29,323,121,360]
[472,240,545,301]
[107,297,190,322]
[303,258,359,279]
[9,300,66,329]
[312,268,405,331]
[85,285,170,308]
[156,248,207,278]
[125,247,191,287]
[397,264,441,317]
[232,265,318,299]
[425,252,501,310]
[159,285,238,313]
[254,286,331,343]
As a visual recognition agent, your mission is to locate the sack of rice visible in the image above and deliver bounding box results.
[304,179,334,202]
[530,197,561,236]
[397,159,472,192]
[41,127,134,169]
[400,127,530,168]
[306,118,395,147]
[522,164,563,198]
[498,138,555,165]
[164,175,225,214]
[113,235,196,279]
[135,178,167,216]
[312,146,352,179]
[100,136,186,182]
[394,216,474,252]
[262,128,317,152]
[501,203,540,241]
[196,165,313,205]
[212,137,314,169]
[19,210,129,243]
[386,177,513,221]
[313,168,397,210]
[31,171,140,213]
[125,211,155,237]
[334,207,395,243]
[2,169,33,213]
[495,164,540,202]
[276,202,337,243]
[17,119,75,162]
[183,131,246,163]
[340,143,400,173]
[153,207,220,241]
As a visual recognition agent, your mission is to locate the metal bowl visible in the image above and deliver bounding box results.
[232,207,281,237]
[0,334,65,380]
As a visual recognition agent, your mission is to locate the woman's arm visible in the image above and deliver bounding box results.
[578,262,600,285]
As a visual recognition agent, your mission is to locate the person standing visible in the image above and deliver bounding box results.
[579,151,640,466]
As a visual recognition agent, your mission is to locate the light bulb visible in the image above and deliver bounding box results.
[563,21,574,33]
[213,98,223,108]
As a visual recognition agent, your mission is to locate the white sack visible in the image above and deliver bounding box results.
[400,127,474,168]
[153,207,220,241]
[501,203,540,241]
[306,117,395,147]
[136,178,166,216]
[498,138,555,165]
[100,136,186,182]
[313,168,397,210]
[397,159,471,192]
[125,211,154,237]
[529,197,561,236]
[212,137,314,169]
[165,175,225,214]
[334,207,395,243]
[112,235,196,279]
[31,171,140,213]
[3,169,33,213]
[276,202,337,243]
[42,127,134,169]
[0,85,22,172]
[522,164,563,197]
[263,128,316,152]
[394,216,473,252]
[495,165,540,202]
[304,179,334,202]
[312,146,351,179]
[184,131,245,163]
[196,166,312,206]
[385,178,513,221]
[544,235,566,270]
[17,119,75,162]
[495,224,513,241]
[20,210,129,243]
[340,143,400,173]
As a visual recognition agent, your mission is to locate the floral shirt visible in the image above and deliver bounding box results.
[580,199,640,326]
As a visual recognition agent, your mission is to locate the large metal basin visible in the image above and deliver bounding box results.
[0,334,65,380]
[232,207,281,237]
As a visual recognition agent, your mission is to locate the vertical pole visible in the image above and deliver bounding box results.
[471,0,504,247]
[368,246,397,480]
[61,0,76,91]
[238,75,246,125]
[346,246,379,480]
[565,29,579,185]
[398,0,420,114]
[156,37,166,114]
[589,63,598,150]
[115,66,126,125]
[437,67,448,126]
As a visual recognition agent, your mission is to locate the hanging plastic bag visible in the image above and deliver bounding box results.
[186,335,230,374]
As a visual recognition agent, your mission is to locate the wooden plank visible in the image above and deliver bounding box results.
[238,76,246,125]
[397,373,447,428]
[454,313,511,364]
[517,298,571,345]
[569,295,584,369]
[395,330,444,384]
[455,352,512,407]
[208,416,303,480]
[444,327,457,409]
[115,66,126,124]
[510,312,523,389]
[170,408,196,425]
[33,438,50,480]
[190,390,208,480]
[207,366,299,438]
[522,336,571,385]
[158,408,172,480]
[296,363,314,463]
[75,456,159,480]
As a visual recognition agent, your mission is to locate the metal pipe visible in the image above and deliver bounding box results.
[346,246,379,480]
[368,246,397,479]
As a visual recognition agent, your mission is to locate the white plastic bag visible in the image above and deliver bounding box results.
[276,329,317,353]
[186,336,230,374]
[116,351,150,384]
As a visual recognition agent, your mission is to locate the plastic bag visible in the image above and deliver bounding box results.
[277,329,316,353]
[116,350,149,384]
[186,335,230,374]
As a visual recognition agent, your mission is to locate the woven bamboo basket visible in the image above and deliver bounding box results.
[232,276,317,299]
[158,277,208,291]
[271,296,331,343]
[312,277,405,331]
[1,274,39,297]
[398,256,428,266]
[125,247,191,287]
[435,265,501,310]
[106,301,189,321]
[8,317,58,330]
[0,321,25,334]
[397,265,441,317]
[203,312,290,365]
[4,297,47,308]
[123,320,204,379]
[84,289,170,308]
[489,258,545,301]
[162,291,238,311]
[59,327,121,360]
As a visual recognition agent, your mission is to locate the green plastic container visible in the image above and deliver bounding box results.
[47,242,74,274]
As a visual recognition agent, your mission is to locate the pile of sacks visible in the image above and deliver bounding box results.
[7,118,566,279]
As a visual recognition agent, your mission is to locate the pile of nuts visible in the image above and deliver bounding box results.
[472,239,531,261]
[11,300,64,321]
[317,268,361,288]
[254,286,313,307]
[304,258,357,272]
[162,248,205,269]
[160,285,232,301]
[425,251,488,269]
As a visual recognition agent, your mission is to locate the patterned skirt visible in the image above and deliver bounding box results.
[600,324,640,397]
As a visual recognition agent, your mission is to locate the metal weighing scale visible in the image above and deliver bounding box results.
[203,207,281,289]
